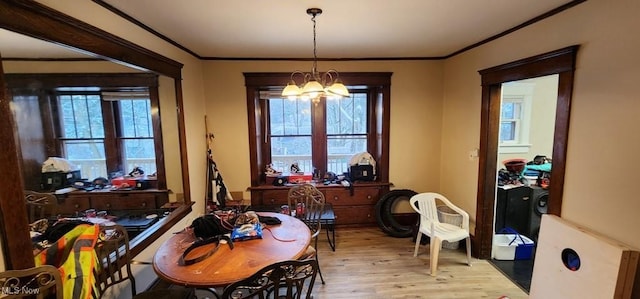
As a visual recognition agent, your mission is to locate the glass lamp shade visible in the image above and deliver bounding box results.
[282,82,302,97]
[301,80,324,97]
[325,81,350,97]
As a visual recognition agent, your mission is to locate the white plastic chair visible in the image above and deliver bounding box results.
[410,192,472,276]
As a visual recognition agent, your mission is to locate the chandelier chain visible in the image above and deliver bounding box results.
[281,7,349,103]
[311,13,318,80]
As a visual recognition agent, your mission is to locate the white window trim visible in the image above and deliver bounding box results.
[499,83,534,154]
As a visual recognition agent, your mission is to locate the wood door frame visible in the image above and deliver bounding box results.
[473,45,579,258]
[0,0,192,269]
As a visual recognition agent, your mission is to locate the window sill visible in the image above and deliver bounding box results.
[498,143,532,154]
[248,181,392,190]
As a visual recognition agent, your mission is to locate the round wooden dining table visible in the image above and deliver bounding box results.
[152,212,311,288]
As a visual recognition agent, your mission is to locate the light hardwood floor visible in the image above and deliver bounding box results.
[311,227,528,299]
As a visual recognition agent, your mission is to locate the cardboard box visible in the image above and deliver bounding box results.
[288,173,312,184]
[110,177,151,189]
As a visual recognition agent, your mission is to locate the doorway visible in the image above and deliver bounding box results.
[473,46,579,268]
[490,74,559,292]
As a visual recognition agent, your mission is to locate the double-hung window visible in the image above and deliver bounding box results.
[57,92,107,179]
[325,93,368,174]
[265,91,369,175]
[110,92,157,176]
[499,96,523,144]
[57,91,156,179]
[245,73,391,185]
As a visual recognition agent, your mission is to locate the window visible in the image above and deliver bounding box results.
[58,93,107,179]
[265,92,369,175]
[499,97,523,144]
[498,82,534,154]
[268,96,313,172]
[5,73,166,191]
[57,91,156,179]
[113,94,157,176]
[245,72,391,185]
[326,94,368,174]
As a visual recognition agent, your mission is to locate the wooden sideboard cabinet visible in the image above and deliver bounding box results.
[56,189,169,215]
[249,182,391,226]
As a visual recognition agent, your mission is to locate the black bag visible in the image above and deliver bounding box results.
[349,164,375,181]
[190,214,233,239]
[179,214,234,266]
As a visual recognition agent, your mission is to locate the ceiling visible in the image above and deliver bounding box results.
[0,0,580,59]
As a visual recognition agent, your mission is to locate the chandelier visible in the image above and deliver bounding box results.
[281,8,350,105]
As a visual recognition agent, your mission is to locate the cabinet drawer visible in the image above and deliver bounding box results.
[333,205,376,225]
[324,187,379,206]
[261,190,289,205]
[57,196,90,215]
[91,194,156,210]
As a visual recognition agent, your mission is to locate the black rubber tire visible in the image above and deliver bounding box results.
[374,189,418,238]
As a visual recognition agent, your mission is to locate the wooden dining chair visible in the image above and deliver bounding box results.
[221,259,319,299]
[287,184,326,284]
[0,264,63,299]
[24,190,59,224]
[93,224,201,299]
[92,224,137,299]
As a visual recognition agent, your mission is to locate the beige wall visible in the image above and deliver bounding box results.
[442,0,640,249]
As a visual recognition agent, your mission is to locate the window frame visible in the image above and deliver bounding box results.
[5,73,167,189]
[244,72,391,186]
[498,92,533,154]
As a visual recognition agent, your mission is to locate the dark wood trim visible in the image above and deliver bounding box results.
[246,86,261,186]
[1,58,104,62]
[149,86,167,190]
[174,80,191,203]
[244,72,392,187]
[479,46,579,85]
[474,46,578,259]
[244,73,392,87]
[378,84,391,183]
[312,101,327,176]
[0,56,35,269]
[445,1,586,59]
[0,0,183,79]
[0,1,190,270]
[4,73,158,89]
[91,0,202,60]
[102,99,121,174]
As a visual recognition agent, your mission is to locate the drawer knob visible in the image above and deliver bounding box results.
[74,204,79,208]
[367,195,372,200]
[141,202,147,207]
[106,203,111,208]
[333,196,338,200]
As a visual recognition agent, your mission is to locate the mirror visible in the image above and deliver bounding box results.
[1,29,184,201]
[0,1,191,269]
